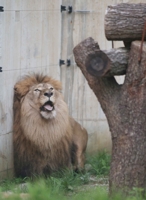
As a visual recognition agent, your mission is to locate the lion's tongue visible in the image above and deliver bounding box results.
[44,104,53,111]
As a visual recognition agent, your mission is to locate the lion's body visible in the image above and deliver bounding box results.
[13,74,88,177]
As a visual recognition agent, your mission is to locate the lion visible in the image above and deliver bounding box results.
[13,73,88,178]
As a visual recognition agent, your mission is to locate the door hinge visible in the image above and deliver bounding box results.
[59,59,65,66]
[67,59,71,66]
[61,5,72,13]
[61,5,66,12]
[68,6,72,13]
[0,6,4,12]
[0,67,2,72]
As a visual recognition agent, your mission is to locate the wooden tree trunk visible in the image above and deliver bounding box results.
[110,40,146,192]
[73,37,146,193]
[105,3,146,41]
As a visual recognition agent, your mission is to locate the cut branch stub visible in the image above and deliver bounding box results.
[85,51,111,77]
[74,37,129,77]
[73,37,120,113]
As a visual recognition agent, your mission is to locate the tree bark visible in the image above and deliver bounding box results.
[110,40,146,193]
[105,3,146,41]
[87,47,129,77]
[73,37,146,194]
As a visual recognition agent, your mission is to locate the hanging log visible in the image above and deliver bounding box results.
[105,3,146,41]
[74,37,129,77]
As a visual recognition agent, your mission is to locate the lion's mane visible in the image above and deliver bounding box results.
[13,74,88,177]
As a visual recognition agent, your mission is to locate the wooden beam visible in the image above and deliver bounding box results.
[105,3,146,41]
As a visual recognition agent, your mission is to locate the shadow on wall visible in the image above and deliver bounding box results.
[86,121,112,154]
[86,76,125,155]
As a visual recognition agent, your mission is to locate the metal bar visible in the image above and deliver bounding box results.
[75,10,90,13]
[138,22,146,64]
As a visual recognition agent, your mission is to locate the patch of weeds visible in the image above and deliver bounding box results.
[27,185,146,200]
[0,151,146,200]
[86,150,111,176]
[71,187,146,200]
[128,187,146,200]
[0,152,110,193]
[71,187,108,200]
[45,169,90,193]
[0,178,26,192]
[0,180,146,200]
[27,180,64,200]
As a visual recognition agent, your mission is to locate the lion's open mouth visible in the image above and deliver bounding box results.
[40,101,54,112]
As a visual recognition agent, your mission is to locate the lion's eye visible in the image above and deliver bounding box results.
[34,89,41,92]
[50,87,53,91]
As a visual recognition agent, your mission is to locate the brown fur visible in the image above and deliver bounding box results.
[13,73,88,177]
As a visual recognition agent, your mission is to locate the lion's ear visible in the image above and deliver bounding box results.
[50,79,62,91]
[14,83,29,100]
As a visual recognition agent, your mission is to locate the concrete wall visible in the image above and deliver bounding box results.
[0,0,62,179]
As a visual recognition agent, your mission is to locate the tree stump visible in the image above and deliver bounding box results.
[73,37,146,194]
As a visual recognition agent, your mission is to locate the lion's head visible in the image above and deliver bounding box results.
[14,74,70,148]
[23,82,63,119]
[14,74,65,120]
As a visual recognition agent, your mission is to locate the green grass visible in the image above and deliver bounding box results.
[0,151,145,200]
[0,183,145,200]
[0,178,27,192]
[0,151,110,193]
[86,150,111,176]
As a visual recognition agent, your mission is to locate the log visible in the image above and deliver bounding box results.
[105,3,146,41]
[75,37,129,77]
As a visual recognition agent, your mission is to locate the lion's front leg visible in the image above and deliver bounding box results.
[70,118,88,172]
[74,148,86,171]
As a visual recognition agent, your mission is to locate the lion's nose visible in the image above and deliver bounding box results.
[44,92,53,97]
